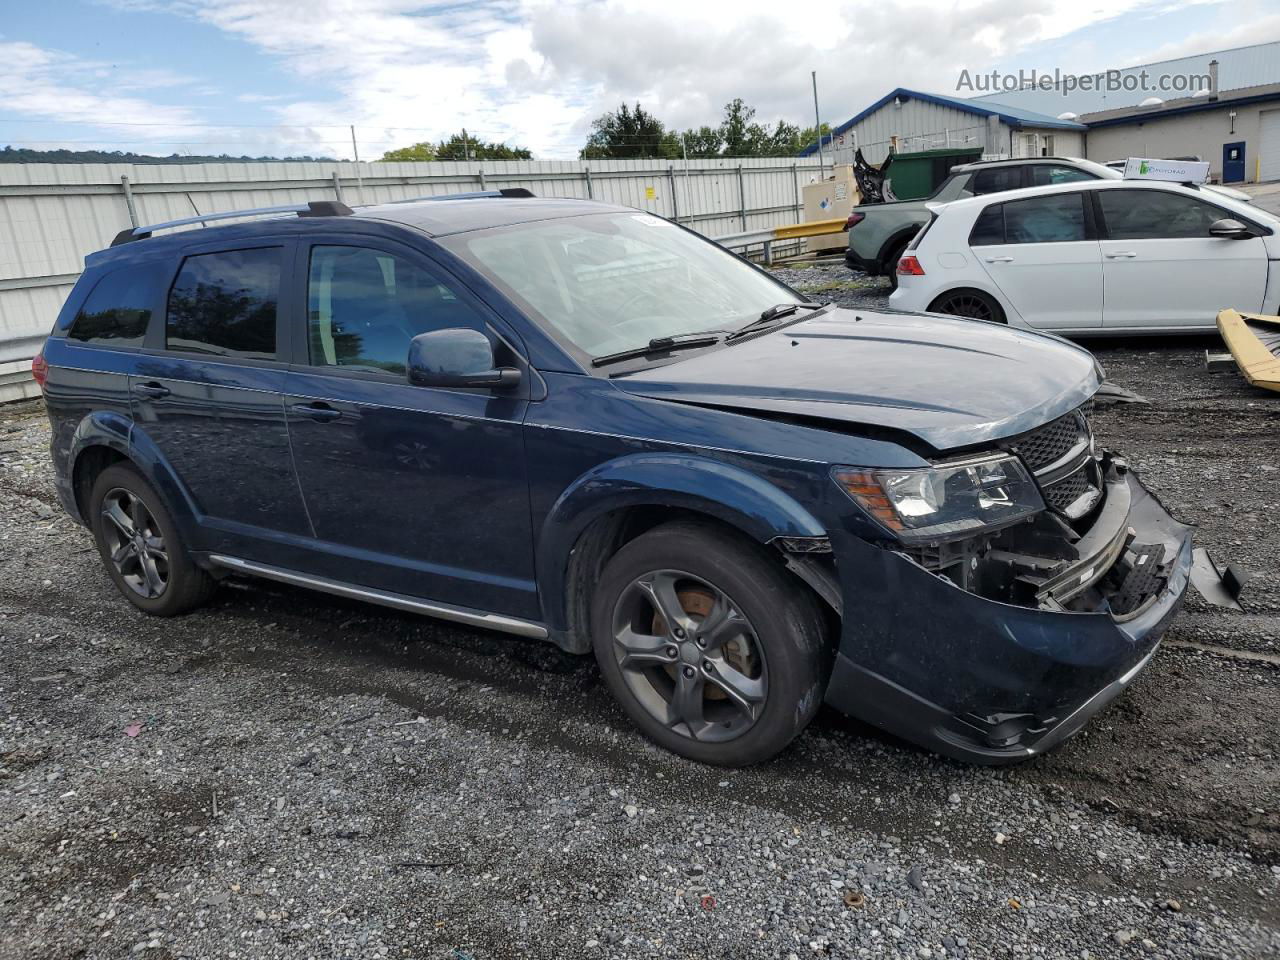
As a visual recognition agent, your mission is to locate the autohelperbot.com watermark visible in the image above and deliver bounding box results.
[956,68,1212,97]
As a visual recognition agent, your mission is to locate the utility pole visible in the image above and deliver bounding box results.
[462,128,471,161]
[811,71,825,181]
[350,125,364,204]
[681,133,692,225]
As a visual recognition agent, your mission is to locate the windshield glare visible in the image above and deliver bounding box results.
[445,212,799,359]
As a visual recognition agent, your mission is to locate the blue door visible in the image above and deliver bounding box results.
[130,240,314,553]
[280,238,539,618]
[1223,141,1246,183]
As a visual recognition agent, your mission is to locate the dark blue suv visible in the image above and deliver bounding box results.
[36,191,1193,766]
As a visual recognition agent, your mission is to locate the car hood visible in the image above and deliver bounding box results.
[613,308,1102,451]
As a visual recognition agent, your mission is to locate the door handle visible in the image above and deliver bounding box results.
[292,402,342,423]
[1106,251,1138,259]
[132,382,171,400]
[984,256,1015,263]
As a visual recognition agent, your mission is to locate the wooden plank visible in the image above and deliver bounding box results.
[1216,308,1280,392]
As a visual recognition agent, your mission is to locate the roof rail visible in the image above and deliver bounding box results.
[380,187,536,206]
[110,199,353,247]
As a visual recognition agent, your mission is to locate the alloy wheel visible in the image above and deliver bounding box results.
[100,488,169,599]
[936,293,994,321]
[610,570,767,742]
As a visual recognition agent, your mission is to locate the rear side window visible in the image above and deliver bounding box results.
[969,205,1005,245]
[166,248,281,360]
[971,167,1022,195]
[68,263,164,346]
[1002,193,1087,244]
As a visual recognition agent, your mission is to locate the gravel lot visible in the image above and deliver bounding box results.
[2,266,1278,959]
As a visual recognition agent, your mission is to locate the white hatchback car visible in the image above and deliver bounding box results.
[888,179,1280,334]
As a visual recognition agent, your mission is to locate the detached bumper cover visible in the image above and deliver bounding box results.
[824,471,1193,764]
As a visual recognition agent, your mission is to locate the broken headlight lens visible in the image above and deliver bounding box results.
[833,454,1044,542]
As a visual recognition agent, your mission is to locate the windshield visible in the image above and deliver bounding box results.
[442,212,800,361]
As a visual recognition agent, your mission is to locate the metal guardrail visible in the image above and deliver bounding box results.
[715,217,848,264]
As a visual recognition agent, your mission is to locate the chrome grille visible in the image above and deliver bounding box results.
[1009,406,1102,520]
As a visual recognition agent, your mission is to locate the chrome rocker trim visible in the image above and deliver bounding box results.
[207,554,549,639]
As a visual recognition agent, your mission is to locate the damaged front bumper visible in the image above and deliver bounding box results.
[824,460,1193,764]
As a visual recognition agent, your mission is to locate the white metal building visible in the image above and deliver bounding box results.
[801,88,1087,166]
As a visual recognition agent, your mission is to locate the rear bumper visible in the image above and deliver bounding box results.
[845,249,881,275]
[824,470,1193,764]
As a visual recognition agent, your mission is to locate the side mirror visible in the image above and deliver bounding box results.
[407,328,521,390]
[1209,218,1252,239]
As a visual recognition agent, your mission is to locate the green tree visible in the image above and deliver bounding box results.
[379,133,532,162]
[379,141,436,162]
[433,133,532,161]
[580,103,673,159]
[678,125,724,158]
[719,98,756,156]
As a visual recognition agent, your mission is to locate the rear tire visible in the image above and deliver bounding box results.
[89,463,214,616]
[928,288,1006,323]
[883,240,909,291]
[590,521,830,766]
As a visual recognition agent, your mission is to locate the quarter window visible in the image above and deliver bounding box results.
[166,248,281,359]
[969,205,1006,246]
[306,245,486,376]
[1002,193,1087,244]
[69,263,165,346]
[1098,190,1227,240]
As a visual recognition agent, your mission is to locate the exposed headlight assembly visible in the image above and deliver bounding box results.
[833,454,1044,542]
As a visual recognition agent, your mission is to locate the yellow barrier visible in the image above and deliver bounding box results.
[771,218,848,241]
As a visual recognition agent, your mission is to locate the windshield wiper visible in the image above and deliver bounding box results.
[725,302,825,342]
[591,332,724,368]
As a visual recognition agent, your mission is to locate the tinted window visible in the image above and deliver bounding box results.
[307,245,486,376]
[1098,190,1226,240]
[166,248,280,359]
[972,167,1023,195]
[969,205,1005,246]
[1003,193,1087,244]
[69,263,165,346]
[1030,165,1096,186]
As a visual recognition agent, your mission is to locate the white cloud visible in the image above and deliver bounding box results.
[16,0,1259,158]
[0,40,200,131]
[153,0,1173,157]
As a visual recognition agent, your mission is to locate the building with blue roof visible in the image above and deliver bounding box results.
[808,42,1280,185]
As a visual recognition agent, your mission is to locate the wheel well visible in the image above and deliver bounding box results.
[926,287,1007,323]
[878,230,918,271]
[558,506,838,655]
[72,446,130,521]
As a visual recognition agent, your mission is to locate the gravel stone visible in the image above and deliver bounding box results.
[2,293,1279,959]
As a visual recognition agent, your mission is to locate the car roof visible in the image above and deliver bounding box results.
[950,156,1088,172]
[931,177,1271,223]
[85,195,632,267]
[355,195,629,236]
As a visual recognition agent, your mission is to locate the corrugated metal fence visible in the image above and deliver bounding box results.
[0,157,826,402]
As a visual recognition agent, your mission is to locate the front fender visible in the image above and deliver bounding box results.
[536,452,827,633]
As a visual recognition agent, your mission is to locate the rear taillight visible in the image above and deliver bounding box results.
[31,351,49,391]
[844,212,865,230]
[897,255,925,276]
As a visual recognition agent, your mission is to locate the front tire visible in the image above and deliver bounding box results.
[89,463,214,616]
[590,521,830,766]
